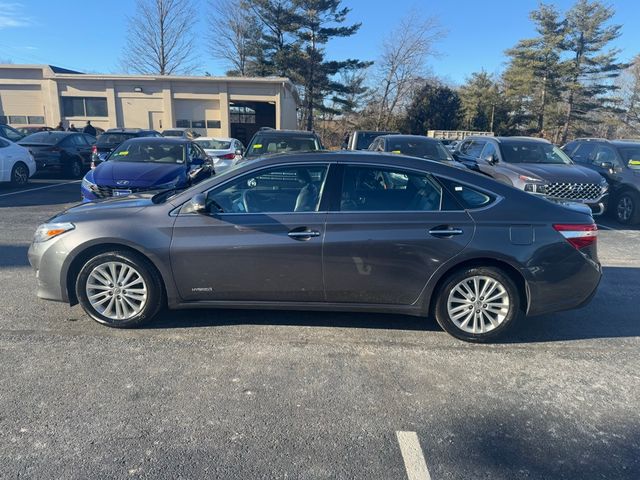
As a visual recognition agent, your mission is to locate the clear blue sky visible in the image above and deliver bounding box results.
[1,0,639,85]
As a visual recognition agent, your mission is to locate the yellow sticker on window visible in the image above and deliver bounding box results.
[391,150,401,154]
[253,144,263,149]
[630,160,640,165]
[117,151,129,156]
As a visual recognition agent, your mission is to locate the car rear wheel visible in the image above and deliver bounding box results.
[434,266,521,342]
[615,191,640,225]
[76,251,164,328]
[10,162,29,186]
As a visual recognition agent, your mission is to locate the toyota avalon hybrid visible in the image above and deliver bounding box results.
[29,151,601,342]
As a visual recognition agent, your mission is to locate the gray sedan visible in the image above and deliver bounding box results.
[28,152,601,342]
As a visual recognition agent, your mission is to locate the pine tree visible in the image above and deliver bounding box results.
[403,81,462,134]
[560,0,625,142]
[503,3,566,136]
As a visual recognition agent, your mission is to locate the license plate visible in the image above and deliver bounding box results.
[113,189,132,197]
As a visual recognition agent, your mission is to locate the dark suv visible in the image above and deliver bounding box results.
[563,138,640,224]
[454,136,609,215]
[92,128,162,167]
[343,130,399,150]
[243,128,324,161]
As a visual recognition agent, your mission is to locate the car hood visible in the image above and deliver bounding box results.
[93,161,186,187]
[503,163,602,183]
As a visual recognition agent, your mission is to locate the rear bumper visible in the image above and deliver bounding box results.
[525,248,602,317]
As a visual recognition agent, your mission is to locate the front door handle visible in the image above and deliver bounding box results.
[428,227,464,237]
[288,228,321,241]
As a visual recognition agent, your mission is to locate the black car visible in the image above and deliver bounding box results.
[18,131,96,178]
[0,124,24,143]
[243,128,324,161]
[92,128,162,168]
[368,134,461,165]
[563,138,640,224]
[453,136,609,215]
[343,130,399,150]
[17,126,53,136]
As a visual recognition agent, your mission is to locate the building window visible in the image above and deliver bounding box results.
[206,120,221,129]
[28,116,45,125]
[9,115,27,124]
[230,105,256,124]
[0,116,7,124]
[176,119,190,128]
[61,97,108,117]
[191,120,205,128]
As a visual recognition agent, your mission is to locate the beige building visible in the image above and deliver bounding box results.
[0,64,299,145]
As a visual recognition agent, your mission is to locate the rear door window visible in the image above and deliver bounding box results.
[340,166,444,212]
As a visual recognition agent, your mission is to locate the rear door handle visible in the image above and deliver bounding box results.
[288,229,321,241]
[428,227,464,237]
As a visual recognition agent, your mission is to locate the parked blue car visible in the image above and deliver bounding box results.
[81,137,214,202]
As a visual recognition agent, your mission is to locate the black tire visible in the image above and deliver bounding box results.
[10,161,29,186]
[76,251,164,328]
[614,190,640,225]
[64,158,84,179]
[434,266,521,343]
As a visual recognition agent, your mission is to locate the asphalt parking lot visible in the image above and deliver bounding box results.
[0,177,639,479]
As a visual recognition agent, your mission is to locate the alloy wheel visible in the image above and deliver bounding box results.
[617,195,633,223]
[85,261,148,321]
[12,164,28,185]
[446,275,510,334]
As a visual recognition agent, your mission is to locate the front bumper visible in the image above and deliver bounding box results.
[28,237,70,303]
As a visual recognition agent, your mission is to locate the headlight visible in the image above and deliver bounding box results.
[81,177,98,191]
[33,222,75,243]
[519,175,544,183]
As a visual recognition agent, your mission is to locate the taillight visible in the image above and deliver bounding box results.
[219,153,235,160]
[92,145,97,154]
[553,224,597,249]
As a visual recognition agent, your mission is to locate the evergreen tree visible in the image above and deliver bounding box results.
[290,0,371,130]
[560,0,625,143]
[503,3,566,135]
[403,82,462,134]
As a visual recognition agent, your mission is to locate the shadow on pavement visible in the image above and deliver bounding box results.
[146,266,639,342]
[0,244,30,268]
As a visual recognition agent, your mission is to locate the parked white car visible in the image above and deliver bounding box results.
[0,137,36,186]
[194,137,244,172]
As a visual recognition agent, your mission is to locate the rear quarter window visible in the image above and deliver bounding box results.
[437,177,496,209]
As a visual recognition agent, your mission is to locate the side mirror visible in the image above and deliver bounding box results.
[183,193,207,214]
[235,148,244,157]
[599,161,614,170]
[485,154,497,165]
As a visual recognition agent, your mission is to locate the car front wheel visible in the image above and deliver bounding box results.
[434,266,521,342]
[10,161,29,186]
[76,251,164,328]
[615,191,640,225]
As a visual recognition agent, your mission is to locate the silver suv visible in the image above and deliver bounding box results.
[454,136,609,215]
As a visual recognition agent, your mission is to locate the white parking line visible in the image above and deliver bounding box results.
[597,224,613,230]
[0,180,80,198]
[396,431,432,480]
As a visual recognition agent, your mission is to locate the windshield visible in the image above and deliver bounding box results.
[110,141,186,164]
[19,132,66,145]
[97,133,137,146]
[196,139,231,150]
[246,134,320,157]
[500,142,573,164]
[387,139,454,162]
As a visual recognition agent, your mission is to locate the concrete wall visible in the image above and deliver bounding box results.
[0,65,299,137]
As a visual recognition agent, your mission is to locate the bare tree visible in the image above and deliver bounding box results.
[121,0,196,75]
[207,0,260,76]
[373,10,443,130]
